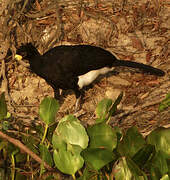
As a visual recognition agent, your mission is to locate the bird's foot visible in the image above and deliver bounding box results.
[74,96,82,113]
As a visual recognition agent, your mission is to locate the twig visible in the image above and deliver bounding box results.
[111,98,166,125]
[20,0,29,13]
[25,3,57,18]
[1,60,13,105]
[46,1,64,49]
[0,130,53,171]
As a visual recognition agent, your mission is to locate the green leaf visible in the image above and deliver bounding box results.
[53,148,84,175]
[109,92,123,117]
[59,114,78,123]
[52,115,88,175]
[132,144,155,168]
[39,97,59,125]
[113,126,123,142]
[46,122,57,141]
[118,127,146,157]
[22,135,39,155]
[81,148,116,171]
[87,123,117,151]
[39,144,53,175]
[55,115,89,149]
[52,132,67,150]
[150,151,169,179]
[160,174,170,180]
[146,127,170,159]
[0,92,7,121]
[114,157,147,180]
[39,144,53,167]
[95,99,112,122]
[159,93,170,112]
[114,157,133,180]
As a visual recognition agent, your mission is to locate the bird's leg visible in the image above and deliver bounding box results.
[74,89,84,112]
[54,88,60,101]
[75,95,82,112]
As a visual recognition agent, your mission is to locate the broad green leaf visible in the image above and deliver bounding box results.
[81,148,116,171]
[52,132,67,150]
[114,157,133,180]
[118,127,145,157]
[67,144,83,155]
[0,92,7,120]
[126,157,148,180]
[159,93,170,112]
[87,123,117,151]
[160,175,170,180]
[59,114,77,123]
[95,99,112,122]
[132,144,155,168]
[151,151,169,178]
[56,115,89,149]
[39,97,59,125]
[146,127,170,159]
[114,157,147,180]
[53,148,84,175]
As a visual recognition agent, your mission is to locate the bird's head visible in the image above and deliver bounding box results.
[16,43,40,59]
[14,43,40,67]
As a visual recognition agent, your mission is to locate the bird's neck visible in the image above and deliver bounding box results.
[26,45,40,59]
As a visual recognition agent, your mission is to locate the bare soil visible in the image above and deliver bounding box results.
[0,0,170,134]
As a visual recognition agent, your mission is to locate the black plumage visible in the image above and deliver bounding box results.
[17,43,165,108]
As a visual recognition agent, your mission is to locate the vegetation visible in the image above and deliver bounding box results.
[0,92,169,180]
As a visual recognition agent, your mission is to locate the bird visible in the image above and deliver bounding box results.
[16,43,165,110]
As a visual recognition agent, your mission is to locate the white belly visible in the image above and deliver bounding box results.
[78,67,115,89]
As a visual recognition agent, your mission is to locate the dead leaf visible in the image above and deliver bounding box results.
[35,0,41,11]
[131,36,144,51]
[146,80,161,85]
[146,51,152,62]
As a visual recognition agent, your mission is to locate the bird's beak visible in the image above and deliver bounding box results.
[15,54,23,61]
[14,54,30,68]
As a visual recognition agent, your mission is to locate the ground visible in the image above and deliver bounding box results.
[0,0,169,134]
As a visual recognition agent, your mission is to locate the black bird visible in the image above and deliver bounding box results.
[16,43,165,109]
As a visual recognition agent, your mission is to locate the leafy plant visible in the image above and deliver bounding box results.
[52,115,89,177]
[0,92,169,180]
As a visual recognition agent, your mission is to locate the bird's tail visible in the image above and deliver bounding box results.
[113,59,165,76]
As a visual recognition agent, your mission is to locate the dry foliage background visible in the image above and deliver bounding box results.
[0,0,169,134]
